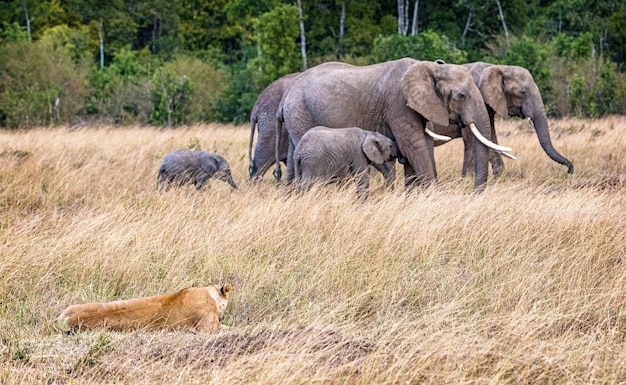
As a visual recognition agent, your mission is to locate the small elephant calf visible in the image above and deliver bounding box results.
[293,126,398,199]
[158,150,238,190]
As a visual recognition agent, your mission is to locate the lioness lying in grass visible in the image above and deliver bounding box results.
[60,284,232,333]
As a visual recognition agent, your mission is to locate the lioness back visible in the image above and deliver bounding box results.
[60,284,232,332]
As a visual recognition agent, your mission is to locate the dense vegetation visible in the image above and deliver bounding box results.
[1,0,625,128]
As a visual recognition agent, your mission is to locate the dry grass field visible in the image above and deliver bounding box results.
[0,117,625,384]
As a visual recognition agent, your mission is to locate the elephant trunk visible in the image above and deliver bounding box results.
[225,172,238,189]
[469,112,493,193]
[530,107,574,174]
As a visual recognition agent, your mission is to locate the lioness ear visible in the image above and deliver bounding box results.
[221,284,232,297]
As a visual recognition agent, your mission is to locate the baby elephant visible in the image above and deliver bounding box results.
[294,126,398,199]
[158,150,238,190]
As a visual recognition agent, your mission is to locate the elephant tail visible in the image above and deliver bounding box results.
[248,111,258,179]
[273,106,285,182]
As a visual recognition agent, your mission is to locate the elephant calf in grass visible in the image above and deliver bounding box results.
[158,150,238,190]
[293,126,399,200]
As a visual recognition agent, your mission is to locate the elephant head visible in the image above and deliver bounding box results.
[362,132,398,165]
[400,61,502,191]
[209,154,239,189]
[474,63,573,174]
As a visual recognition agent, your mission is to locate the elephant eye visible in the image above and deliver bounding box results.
[458,92,466,100]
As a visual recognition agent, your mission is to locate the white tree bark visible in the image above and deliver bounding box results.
[410,0,419,36]
[297,0,308,70]
[23,1,31,42]
[398,0,409,35]
[462,5,474,47]
[339,1,345,56]
[495,0,509,48]
[98,20,104,70]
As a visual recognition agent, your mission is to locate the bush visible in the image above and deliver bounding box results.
[0,39,90,128]
[85,46,153,125]
[150,57,228,127]
[371,31,468,64]
[247,4,302,86]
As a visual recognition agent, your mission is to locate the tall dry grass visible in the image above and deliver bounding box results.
[0,117,625,384]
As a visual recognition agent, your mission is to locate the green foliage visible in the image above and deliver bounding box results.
[569,58,621,118]
[371,31,468,64]
[39,24,91,62]
[0,39,90,128]
[553,32,593,61]
[213,58,260,124]
[247,4,301,86]
[0,22,29,42]
[0,0,624,126]
[85,46,154,124]
[150,56,227,127]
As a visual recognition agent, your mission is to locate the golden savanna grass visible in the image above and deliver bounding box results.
[1,117,625,384]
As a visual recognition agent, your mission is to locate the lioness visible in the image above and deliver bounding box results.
[60,284,232,333]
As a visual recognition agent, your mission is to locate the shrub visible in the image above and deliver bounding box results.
[371,31,468,64]
[85,46,153,125]
[150,57,228,127]
[0,39,90,128]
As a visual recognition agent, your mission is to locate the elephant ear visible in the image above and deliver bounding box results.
[362,134,385,165]
[479,65,508,118]
[401,62,450,127]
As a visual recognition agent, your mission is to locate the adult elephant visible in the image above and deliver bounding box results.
[274,59,512,193]
[248,72,299,180]
[433,62,574,177]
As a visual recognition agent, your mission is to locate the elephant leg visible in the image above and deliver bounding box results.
[396,130,436,189]
[355,170,370,201]
[285,140,296,185]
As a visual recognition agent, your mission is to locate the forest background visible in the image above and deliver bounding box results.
[1,0,625,129]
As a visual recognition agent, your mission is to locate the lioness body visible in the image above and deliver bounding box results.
[60,284,231,332]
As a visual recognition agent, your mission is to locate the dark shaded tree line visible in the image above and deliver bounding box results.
[0,0,624,128]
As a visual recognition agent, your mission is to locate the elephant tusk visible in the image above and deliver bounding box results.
[425,127,452,141]
[527,117,534,127]
[500,151,516,160]
[469,123,513,153]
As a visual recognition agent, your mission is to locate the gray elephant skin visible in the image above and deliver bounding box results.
[433,62,573,177]
[294,126,398,199]
[157,150,238,190]
[248,73,299,180]
[275,58,496,193]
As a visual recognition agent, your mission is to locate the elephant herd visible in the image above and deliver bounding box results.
[160,58,574,196]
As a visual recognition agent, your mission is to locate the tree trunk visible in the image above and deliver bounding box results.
[296,0,308,70]
[98,20,104,70]
[152,15,159,54]
[410,0,419,36]
[495,0,509,48]
[398,0,409,35]
[23,1,31,42]
[339,1,345,56]
[462,5,474,47]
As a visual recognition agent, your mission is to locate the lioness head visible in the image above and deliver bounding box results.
[211,284,232,321]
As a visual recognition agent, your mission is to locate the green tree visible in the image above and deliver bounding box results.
[150,56,227,126]
[0,39,90,128]
[248,4,301,86]
[372,31,468,63]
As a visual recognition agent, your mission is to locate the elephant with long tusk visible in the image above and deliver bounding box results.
[274,59,508,193]
[429,61,573,178]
